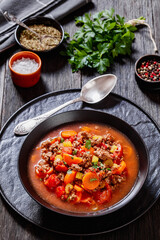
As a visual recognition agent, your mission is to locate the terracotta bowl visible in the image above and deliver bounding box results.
[9,51,42,88]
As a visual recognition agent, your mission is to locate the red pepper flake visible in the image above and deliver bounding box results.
[154,61,157,64]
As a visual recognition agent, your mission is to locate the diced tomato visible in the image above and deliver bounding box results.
[72,191,82,203]
[62,147,72,154]
[68,136,74,143]
[56,186,65,198]
[35,166,53,178]
[93,184,112,204]
[35,166,46,178]
[76,149,85,157]
[44,174,60,189]
[50,155,55,161]
[55,163,68,172]
[101,143,108,150]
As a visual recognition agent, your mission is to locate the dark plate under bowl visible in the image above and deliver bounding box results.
[18,110,149,217]
[135,54,160,90]
[15,16,64,53]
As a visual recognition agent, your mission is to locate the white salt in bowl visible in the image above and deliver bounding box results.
[9,51,42,88]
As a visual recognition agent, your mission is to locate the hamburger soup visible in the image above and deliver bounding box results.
[28,122,139,212]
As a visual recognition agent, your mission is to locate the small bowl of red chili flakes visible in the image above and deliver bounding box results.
[135,54,160,90]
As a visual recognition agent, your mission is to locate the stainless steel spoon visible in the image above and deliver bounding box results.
[3,11,57,46]
[14,74,117,135]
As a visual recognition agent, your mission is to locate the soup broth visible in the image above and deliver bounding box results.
[28,122,139,212]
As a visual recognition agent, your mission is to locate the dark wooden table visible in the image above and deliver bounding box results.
[1,0,160,239]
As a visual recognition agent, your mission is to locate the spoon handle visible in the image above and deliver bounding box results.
[14,97,82,135]
[3,11,41,38]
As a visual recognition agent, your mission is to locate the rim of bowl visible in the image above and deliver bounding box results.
[9,51,42,76]
[15,16,64,53]
[18,109,149,218]
[135,54,160,84]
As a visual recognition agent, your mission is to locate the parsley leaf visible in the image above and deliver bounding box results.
[90,178,98,182]
[61,9,142,73]
[73,149,78,155]
[67,169,72,174]
[85,139,91,149]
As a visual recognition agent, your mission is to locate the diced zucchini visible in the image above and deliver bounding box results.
[65,183,73,194]
[104,159,113,167]
[76,172,83,180]
[110,145,117,153]
[92,135,103,140]
[92,155,99,163]
[63,141,72,147]
[55,155,62,161]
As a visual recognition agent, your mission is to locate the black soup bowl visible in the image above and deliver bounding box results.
[15,16,64,53]
[18,110,149,217]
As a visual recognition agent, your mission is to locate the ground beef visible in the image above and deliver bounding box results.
[91,138,103,146]
[72,140,81,148]
[94,148,113,160]
[41,152,52,161]
[36,160,51,172]
[110,175,126,190]
[69,164,83,171]
[49,141,61,152]
[57,172,65,181]
[82,151,92,161]
[79,131,90,140]
[41,139,51,148]
[103,133,114,143]
[69,191,77,201]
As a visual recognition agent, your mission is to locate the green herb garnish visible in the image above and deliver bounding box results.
[107,168,111,171]
[60,138,64,143]
[90,178,98,182]
[40,178,42,181]
[67,169,72,174]
[73,149,78,155]
[85,139,91,149]
[61,8,139,74]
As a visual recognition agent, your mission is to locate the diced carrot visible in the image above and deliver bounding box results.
[80,126,92,132]
[50,137,60,145]
[61,130,77,139]
[81,146,94,155]
[74,184,83,192]
[63,153,83,166]
[112,161,126,175]
[82,172,100,190]
[64,170,77,184]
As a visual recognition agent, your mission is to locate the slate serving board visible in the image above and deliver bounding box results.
[0,89,160,235]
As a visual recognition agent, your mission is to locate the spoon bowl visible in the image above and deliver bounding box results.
[81,74,117,103]
[14,74,117,135]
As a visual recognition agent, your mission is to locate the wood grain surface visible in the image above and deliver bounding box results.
[0,0,160,239]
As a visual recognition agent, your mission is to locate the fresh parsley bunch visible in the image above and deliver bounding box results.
[62,9,138,74]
